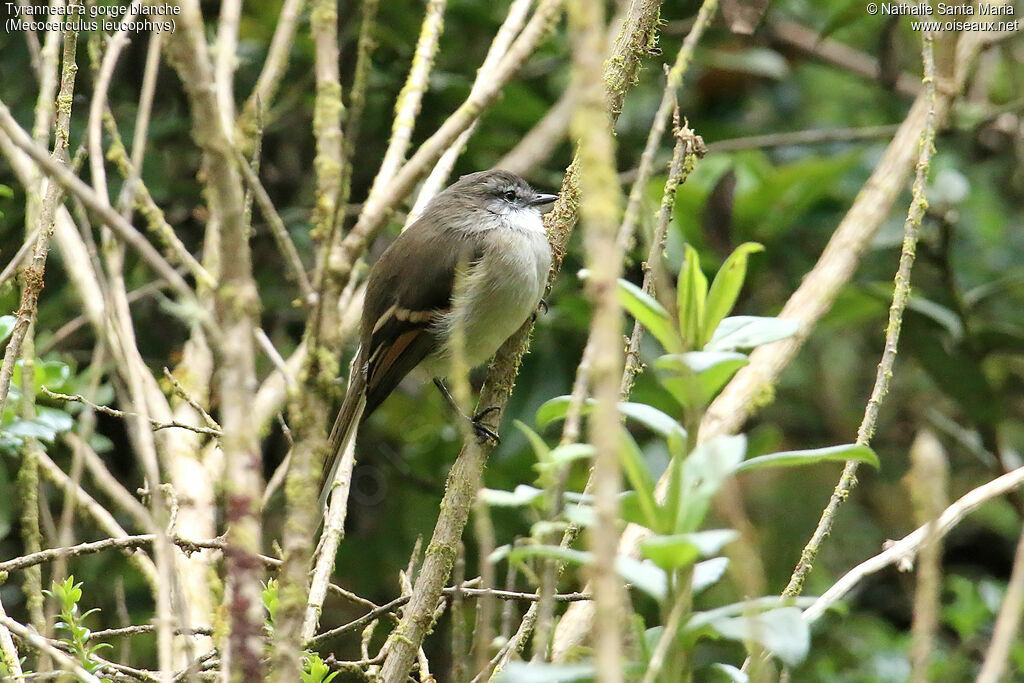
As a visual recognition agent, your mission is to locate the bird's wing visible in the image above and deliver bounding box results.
[359,224,483,416]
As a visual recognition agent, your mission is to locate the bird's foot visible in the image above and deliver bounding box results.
[471,407,501,444]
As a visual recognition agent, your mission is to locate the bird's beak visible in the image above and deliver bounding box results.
[527,193,559,210]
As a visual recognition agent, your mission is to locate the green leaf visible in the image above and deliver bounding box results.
[706,316,799,351]
[1,418,57,442]
[535,444,595,472]
[34,406,74,434]
[498,662,595,682]
[737,443,879,472]
[615,556,668,600]
[536,398,686,448]
[509,546,667,601]
[693,557,730,594]
[480,485,545,507]
[619,430,662,533]
[535,396,575,430]
[677,245,707,349]
[640,530,739,571]
[655,352,748,410]
[617,278,683,353]
[702,243,764,346]
[705,607,810,667]
[514,420,551,462]
[671,435,747,533]
[0,316,14,343]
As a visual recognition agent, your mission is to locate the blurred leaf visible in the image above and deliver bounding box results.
[678,245,707,349]
[514,420,551,463]
[619,430,661,532]
[736,443,878,472]
[670,435,748,534]
[655,352,749,410]
[693,557,730,594]
[498,662,595,682]
[1,418,57,442]
[0,458,11,540]
[615,556,668,600]
[708,663,749,682]
[480,485,545,507]
[617,278,683,353]
[509,546,667,600]
[904,295,964,340]
[702,242,764,345]
[536,397,686,447]
[34,406,74,434]
[534,444,595,479]
[733,152,858,238]
[707,607,810,667]
[702,48,789,80]
[706,316,799,351]
[906,318,1000,426]
[0,315,14,343]
[640,530,739,571]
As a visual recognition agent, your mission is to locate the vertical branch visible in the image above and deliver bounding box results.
[976,525,1024,683]
[214,0,242,135]
[0,0,80,421]
[2,15,82,667]
[781,26,939,599]
[157,0,264,678]
[907,430,948,682]
[369,0,448,195]
[546,0,718,660]
[0,596,23,678]
[238,0,307,142]
[565,1,625,681]
[276,0,349,663]
[405,0,533,225]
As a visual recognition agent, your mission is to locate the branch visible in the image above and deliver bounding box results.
[0,614,102,683]
[377,2,669,679]
[42,388,223,437]
[0,100,195,303]
[803,465,1024,622]
[781,24,939,599]
[977,524,1024,682]
[565,0,626,679]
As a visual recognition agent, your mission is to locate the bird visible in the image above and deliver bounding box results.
[319,169,558,512]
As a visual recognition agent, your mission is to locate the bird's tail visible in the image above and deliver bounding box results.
[318,353,367,515]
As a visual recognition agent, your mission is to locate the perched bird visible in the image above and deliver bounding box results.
[320,170,558,510]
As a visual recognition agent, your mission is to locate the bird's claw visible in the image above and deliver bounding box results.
[472,407,501,444]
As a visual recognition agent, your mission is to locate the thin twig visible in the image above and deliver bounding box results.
[803,465,1024,622]
[163,368,221,432]
[781,25,939,599]
[308,588,592,646]
[0,226,43,287]
[0,100,195,303]
[233,149,315,301]
[41,388,223,437]
[0,614,102,683]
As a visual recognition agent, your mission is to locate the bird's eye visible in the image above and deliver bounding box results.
[502,190,517,202]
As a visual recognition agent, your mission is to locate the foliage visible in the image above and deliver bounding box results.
[43,576,111,679]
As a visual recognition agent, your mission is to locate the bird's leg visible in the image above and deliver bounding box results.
[531,298,549,323]
[433,378,501,444]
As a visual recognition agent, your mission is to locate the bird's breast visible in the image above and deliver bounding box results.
[427,225,551,374]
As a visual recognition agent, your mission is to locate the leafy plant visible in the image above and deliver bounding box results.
[44,576,111,678]
[488,243,878,680]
